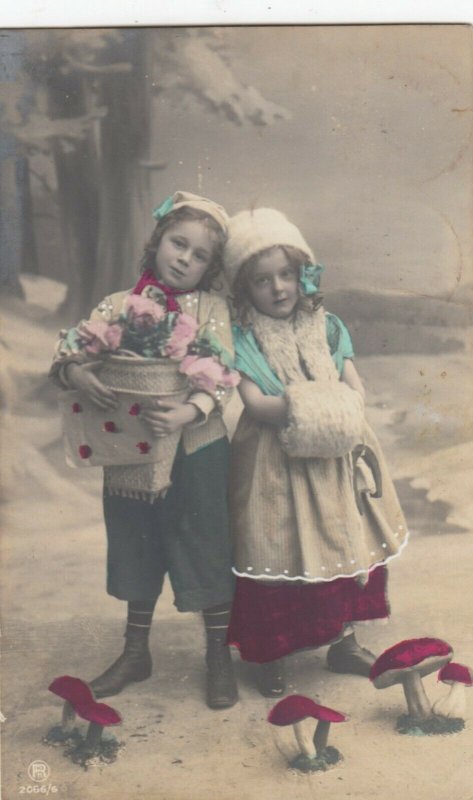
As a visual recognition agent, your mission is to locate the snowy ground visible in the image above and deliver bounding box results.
[1,276,472,800]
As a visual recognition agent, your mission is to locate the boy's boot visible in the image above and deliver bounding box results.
[89,602,155,698]
[326,630,376,677]
[203,605,239,710]
[257,659,286,697]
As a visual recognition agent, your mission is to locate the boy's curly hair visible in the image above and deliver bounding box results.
[231,245,324,326]
[140,206,226,292]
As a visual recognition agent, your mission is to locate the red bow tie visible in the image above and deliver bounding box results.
[132,269,189,312]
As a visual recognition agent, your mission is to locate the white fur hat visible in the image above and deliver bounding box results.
[223,208,315,286]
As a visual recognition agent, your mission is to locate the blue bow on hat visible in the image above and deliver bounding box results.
[152,195,174,220]
[300,263,324,295]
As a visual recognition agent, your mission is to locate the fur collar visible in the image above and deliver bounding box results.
[248,306,340,386]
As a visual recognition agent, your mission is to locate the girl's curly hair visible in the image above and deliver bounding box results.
[140,206,226,292]
[231,245,324,326]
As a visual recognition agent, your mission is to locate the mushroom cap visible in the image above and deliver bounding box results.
[48,675,122,726]
[438,662,473,686]
[268,695,347,726]
[369,638,452,688]
[49,675,92,706]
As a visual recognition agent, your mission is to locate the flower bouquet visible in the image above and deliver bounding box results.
[57,294,239,500]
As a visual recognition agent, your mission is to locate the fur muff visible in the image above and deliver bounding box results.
[279,380,365,458]
[247,306,365,458]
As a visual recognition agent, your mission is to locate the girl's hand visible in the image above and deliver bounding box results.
[238,375,288,426]
[141,400,199,437]
[66,362,119,410]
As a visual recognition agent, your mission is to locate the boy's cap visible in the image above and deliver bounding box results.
[223,208,315,286]
[153,191,229,234]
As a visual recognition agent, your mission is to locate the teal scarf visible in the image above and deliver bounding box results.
[233,312,354,396]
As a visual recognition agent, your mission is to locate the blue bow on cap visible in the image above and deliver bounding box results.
[152,195,174,220]
[300,263,325,295]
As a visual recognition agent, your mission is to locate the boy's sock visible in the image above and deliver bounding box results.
[203,603,239,709]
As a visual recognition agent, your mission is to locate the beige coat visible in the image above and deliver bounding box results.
[230,307,408,583]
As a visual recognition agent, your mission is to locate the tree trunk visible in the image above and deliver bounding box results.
[19,157,39,275]
[48,62,100,321]
[91,30,150,307]
[53,137,99,320]
[0,31,33,297]
[0,148,26,297]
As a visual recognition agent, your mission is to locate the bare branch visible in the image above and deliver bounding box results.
[165,34,292,127]
[8,107,108,153]
[61,53,133,75]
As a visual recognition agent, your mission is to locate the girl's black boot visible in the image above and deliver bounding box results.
[257,659,286,697]
[326,632,376,677]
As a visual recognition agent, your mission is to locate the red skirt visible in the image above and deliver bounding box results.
[227,565,389,663]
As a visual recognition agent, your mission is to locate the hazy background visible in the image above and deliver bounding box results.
[2,26,472,310]
[1,25,473,800]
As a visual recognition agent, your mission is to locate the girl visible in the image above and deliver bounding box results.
[223,208,408,697]
[50,191,239,709]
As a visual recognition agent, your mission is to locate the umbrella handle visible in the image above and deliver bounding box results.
[352,444,383,515]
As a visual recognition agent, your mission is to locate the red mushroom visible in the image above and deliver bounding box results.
[47,676,122,763]
[370,638,453,735]
[433,662,473,721]
[268,695,347,772]
[45,676,90,744]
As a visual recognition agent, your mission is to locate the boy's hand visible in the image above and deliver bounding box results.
[66,362,119,410]
[141,400,199,437]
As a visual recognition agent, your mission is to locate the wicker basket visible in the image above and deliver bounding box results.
[99,354,188,394]
[60,355,189,500]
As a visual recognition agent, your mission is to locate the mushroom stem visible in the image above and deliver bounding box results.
[433,682,466,719]
[293,721,317,759]
[84,722,104,754]
[402,672,432,720]
[61,701,77,734]
[313,720,331,755]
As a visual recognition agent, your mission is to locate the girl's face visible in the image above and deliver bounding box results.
[154,220,215,290]
[247,248,299,319]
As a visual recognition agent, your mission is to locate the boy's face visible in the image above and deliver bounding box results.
[247,248,299,318]
[154,220,214,290]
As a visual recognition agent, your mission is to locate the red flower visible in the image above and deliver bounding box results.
[72,402,82,413]
[136,441,151,454]
[104,421,117,433]
[129,403,141,416]
[79,445,92,459]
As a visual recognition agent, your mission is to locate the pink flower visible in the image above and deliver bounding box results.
[77,320,123,354]
[179,355,226,394]
[220,369,241,389]
[72,402,82,413]
[179,354,199,372]
[104,421,117,433]
[105,324,123,351]
[179,355,241,394]
[129,403,141,416]
[164,313,198,360]
[123,294,166,329]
